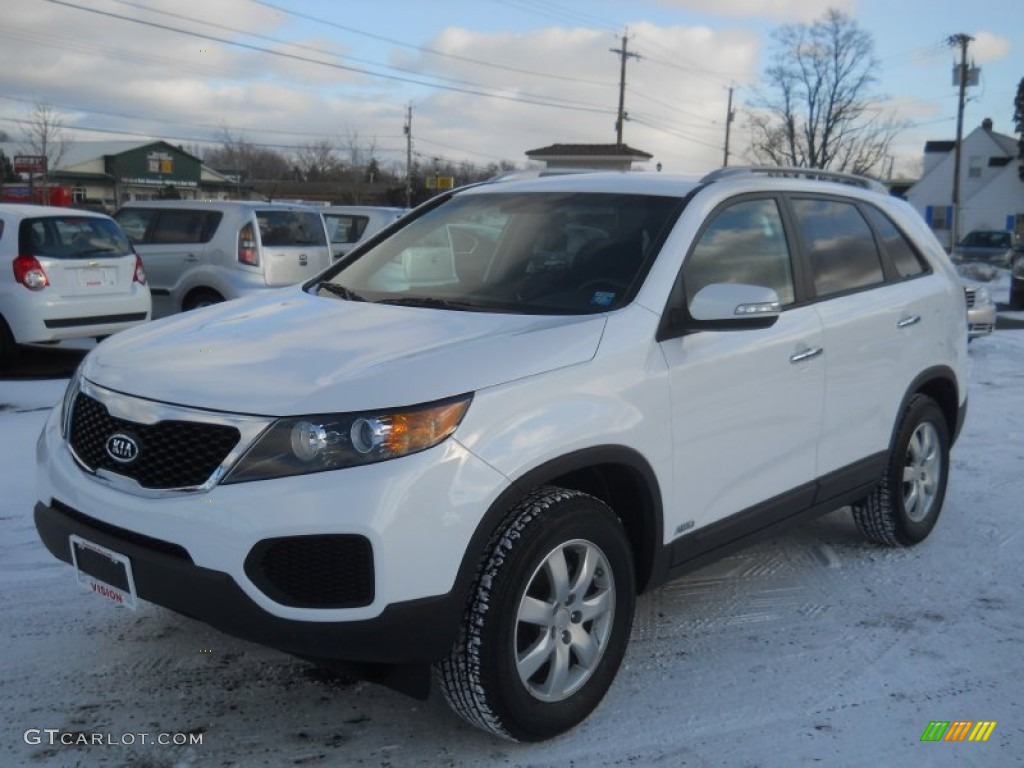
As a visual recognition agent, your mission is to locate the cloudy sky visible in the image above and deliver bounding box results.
[1,0,1020,178]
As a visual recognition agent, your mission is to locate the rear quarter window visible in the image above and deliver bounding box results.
[256,210,326,247]
[325,214,369,245]
[862,206,928,278]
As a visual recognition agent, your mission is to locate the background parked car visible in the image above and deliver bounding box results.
[321,206,406,260]
[962,281,996,340]
[115,200,331,317]
[1008,244,1024,310]
[0,204,150,370]
[952,229,1013,265]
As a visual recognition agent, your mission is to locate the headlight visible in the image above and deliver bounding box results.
[1013,256,1024,278]
[974,286,992,305]
[60,364,84,439]
[223,394,473,483]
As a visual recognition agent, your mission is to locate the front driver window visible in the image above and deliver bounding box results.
[683,198,795,306]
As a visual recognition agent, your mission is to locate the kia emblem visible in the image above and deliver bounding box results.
[105,433,140,464]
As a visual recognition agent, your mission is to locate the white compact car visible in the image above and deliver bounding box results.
[0,204,151,370]
[114,200,331,317]
[35,169,968,741]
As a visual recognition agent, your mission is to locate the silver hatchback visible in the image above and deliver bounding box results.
[115,201,331,317]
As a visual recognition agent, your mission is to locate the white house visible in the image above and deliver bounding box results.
[904,118,1023,249]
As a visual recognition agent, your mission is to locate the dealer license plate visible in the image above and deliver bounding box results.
[69,535,137,610]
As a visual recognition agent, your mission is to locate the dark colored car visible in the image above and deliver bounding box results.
[952,230,1012,265]
[1009,245,1024,310]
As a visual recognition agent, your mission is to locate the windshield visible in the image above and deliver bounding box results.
[19,216,135,258]
[315,191,681,314]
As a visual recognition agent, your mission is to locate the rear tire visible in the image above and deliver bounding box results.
[436,486,635,742]
[851,394,950,546]
[182,290,224,311]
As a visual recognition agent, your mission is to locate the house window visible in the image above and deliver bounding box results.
[926,204,951,231]
[72,187,87,203]
[968,155,983,179]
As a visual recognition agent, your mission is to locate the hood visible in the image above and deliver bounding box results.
[83,288,606,415]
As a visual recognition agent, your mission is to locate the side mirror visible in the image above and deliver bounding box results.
[682,283,781,331]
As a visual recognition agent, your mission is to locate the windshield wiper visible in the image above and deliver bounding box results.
[376,296,481,311]
[317,282,366,301]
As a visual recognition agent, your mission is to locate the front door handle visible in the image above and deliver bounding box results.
[184,254,199,262]
[790,347,823,364]
[897,314,921,328]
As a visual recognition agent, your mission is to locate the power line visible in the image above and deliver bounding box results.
[43,0,615,116]
[0,94,404,142]
[252,0,614,87]
[493,0,618,32]
[0,116,405,155]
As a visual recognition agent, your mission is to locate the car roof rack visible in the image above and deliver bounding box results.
[700,166,888,194]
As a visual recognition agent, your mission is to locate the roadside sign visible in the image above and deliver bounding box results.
[13,155,47,174]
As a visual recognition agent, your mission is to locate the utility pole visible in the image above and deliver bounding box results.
[948,33,974,250]
[610,34,640,145]
[722,86,735,167]
[401,105,413,208]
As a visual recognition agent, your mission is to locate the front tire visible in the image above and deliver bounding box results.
[436,486,635,741]
[852,394,950,546]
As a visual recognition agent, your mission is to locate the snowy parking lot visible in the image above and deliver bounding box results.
[2,331,1022,767]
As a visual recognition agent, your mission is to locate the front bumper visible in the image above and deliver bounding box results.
[34,401,510,664]
[34,499,462,664]
[967,302,996,338]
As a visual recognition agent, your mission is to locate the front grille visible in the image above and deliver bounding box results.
[964,287,976,308]
[69,393,240,489]
[53,500,192,562]
[244,535,374,608]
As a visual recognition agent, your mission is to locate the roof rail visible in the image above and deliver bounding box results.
[700,166,888,194]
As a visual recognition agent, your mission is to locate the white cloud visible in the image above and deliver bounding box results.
[971,32,1011,63]
[649,0,857,22]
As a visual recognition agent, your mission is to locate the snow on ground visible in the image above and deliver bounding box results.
[2,333,1023,768]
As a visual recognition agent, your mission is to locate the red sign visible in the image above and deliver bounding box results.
[13,155,47,174]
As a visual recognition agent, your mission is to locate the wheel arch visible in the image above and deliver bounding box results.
[452,446,666,609]
[901,365,963,447]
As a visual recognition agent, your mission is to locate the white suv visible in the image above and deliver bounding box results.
[0,204,151,370]
[35,169,968,741]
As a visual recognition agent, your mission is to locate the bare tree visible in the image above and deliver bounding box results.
[204,126,290,182]
[294,138,340,182]
[745,9,902,176]
[21,102,70,177]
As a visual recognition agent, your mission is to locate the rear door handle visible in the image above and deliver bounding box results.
[897,314,921,328]
[790,347,823,364]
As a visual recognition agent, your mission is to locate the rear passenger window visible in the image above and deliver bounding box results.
[684,198,795,305]
[792,198,883,297]
[150,210,218,245]
[862,206,927,278]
